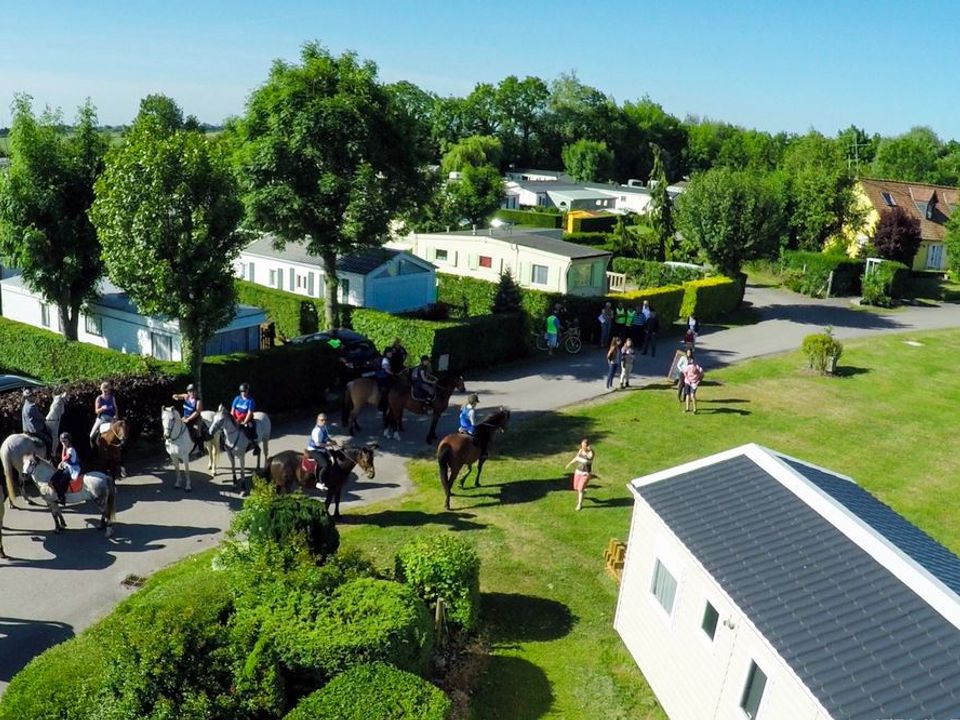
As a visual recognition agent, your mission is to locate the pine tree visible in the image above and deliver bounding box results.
[492,270,522,313]
[649,144,674,261]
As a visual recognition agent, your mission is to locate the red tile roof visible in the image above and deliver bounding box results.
[859,178,956,242]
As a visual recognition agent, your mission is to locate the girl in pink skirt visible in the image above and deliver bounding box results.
[565,439,595,511]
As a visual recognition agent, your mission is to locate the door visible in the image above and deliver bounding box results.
[928,243,944,270]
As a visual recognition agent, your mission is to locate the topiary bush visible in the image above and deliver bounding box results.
[801,327,843,374]
[283,662,452,720]
[236,279,323,340]
[395,534,482,632]
[861,260,909,307]
[679,276,741,321]
[612,258,709,288]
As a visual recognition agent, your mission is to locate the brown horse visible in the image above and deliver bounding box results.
[437,407,510,510]
[95,419,128,482]
[385,373,465,444]
[342,377,387,435]
[266,444,377,518]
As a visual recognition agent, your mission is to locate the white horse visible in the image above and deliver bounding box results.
[23,455,116,537]
[160,408,224,491]
[208,404,271,495]
[200,410,222,476]
[2,393,66,508]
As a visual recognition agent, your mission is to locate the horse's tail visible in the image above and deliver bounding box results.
[342,384,353,426]
[106,475,117,521]
[438,442,452,489]
[0,442,16,503]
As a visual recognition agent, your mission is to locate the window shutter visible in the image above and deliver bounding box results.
[426,246,435,261]
[247,262,255,282]
[468,254,478,270]
[308,273,315,296]
[452,251,459,267]
[288,267,295,292]
[498,258,504,274]
[519,262,529,285]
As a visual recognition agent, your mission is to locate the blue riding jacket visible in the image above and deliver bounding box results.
[459,405,476,435]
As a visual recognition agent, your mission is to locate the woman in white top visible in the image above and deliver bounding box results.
[565,438,595,511]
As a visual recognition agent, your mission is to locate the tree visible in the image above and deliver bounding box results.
[492,269,521,313]
[234,43,429,329]
[90,95,244,387]
[675,167,787,300]
[440,135,502,174]
[871,127,942,183]
[493,75,550,168]
[648,145,674,261]
[445,164,504,227]
[562,139,613,182]
[0,96,108,340]
[871,206,921,266]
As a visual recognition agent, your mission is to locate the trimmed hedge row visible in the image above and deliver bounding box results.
[779,251,865,297]
[569,214,618,233]
[612,258,709,289]
[494,208,563,228]
[284,662,452,720]
[396,534,482,632]
[236,279,321,340]
[562,231,611,247]
[680,277,741,322]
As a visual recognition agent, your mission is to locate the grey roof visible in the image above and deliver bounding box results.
[243,236,420,276]
[424,228,610,260]
[636,450,960,720]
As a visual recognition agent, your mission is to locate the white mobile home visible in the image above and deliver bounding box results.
[237,236,437,313]
[616,443,960,720]
[0,274,266,360]
[399,228,611,296]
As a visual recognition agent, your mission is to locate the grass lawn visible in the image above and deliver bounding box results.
[336,328,960,719]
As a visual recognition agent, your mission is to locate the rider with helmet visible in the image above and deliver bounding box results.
[172,383,206,458]
[411,356,438,404]
[21,388,52,458]
[230,383,259,457]
[306,413,340,492]
[89,381,119,448]
[458,394,480,437]
[51,432,80,506]
[389,337,408,375]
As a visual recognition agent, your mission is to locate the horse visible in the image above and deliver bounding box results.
[437,407,511,511]
[2,393,66,508]
[94,419,128,482]
[385,373,465,444]
[266,443,377,518]
[342,377,387,435]
[208,405,272,495]
[22,455,116,537]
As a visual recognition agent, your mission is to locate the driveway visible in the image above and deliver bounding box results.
[1,284,958,691]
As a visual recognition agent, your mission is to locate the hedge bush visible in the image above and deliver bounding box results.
[242,492,340,561]
[779,251,865,297]
[493,208,563,229]
[395,534,482,632]
[861,260,909,306]
[679,277,741,322]
[562,231,611,248]
[802,329,844,374]
[284,662,451,720]
[236,279,322,340]
[612,258,709,289]
[614,286,686,326]
[436,275,497,317]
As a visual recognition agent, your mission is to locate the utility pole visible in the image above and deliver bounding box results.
[848,139,869,176]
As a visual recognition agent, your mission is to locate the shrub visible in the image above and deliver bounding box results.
[615,285,686,325]
[779,251,865,297]
[493,208,563,229]
[236,279,323,340]
[284,662,452,720]
[562,231,611,248]
[679,276,741,321]
[436,274,497,317]
[802,328,844,374]
[861,260,909,307]
[241,489,340,561]
[395,534,481,632]
[492,270,522,313]
[612,258,709,288]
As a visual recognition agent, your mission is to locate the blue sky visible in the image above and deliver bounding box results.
[3,1,958,139]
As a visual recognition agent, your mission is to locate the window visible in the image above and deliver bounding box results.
[531,264,548,285]
[150,332,174,361]
[740,662,767,719]
[84,314,103,337]
[649,559,677,615]
[40,303,51,328]
[435,248,448,262]
[701,601,719,640]
[479,255,493,269]
[881,191,896,207]
[269,269,277,287]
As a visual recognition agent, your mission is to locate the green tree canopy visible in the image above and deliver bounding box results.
[233,42,429,328]
[561,139,614,182]
[0,96,108,340]
[90,95,245,386]
[871,127,942,183]
[440,135,502,174]
[648,144,674,261]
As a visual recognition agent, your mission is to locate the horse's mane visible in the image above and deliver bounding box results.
[478,407,510,429]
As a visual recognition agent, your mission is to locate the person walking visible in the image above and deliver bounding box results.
[675,349,693,403]
[598,301,614,347]
[682,355,705,414]
[619,338,635,388]
[629,303,647,348]
[642,307,660,356]
[544,310,561,355]
[565,439,595,511]
[605,337,623,390]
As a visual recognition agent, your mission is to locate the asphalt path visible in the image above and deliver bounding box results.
[2,284,959,692]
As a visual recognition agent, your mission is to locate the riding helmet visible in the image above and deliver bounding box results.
[468,393,479,405]
[186,383,196,392]
[239,382,250,392]
[22,387,32,397]
[60,432,72,442]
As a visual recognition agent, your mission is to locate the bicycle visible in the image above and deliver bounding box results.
[534,323,583,354]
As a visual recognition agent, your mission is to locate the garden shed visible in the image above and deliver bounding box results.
[615,443,960,720]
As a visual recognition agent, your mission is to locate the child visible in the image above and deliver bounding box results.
[52,432,81,505]
[565,439,595,511]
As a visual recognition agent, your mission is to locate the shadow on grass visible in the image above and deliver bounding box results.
[496,476,571,506]
[584,495,633,509]
[0,616,74,682]
[483,592,576,643]
[497,412,609,460]
[343,509,487,531]
[471,654,554,720]
[833,365,870,378]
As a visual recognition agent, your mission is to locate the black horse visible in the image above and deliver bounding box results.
[265,444,377,518]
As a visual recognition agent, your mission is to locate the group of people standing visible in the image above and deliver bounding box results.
[602,301,660,390]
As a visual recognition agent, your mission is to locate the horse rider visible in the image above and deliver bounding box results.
[172,383,207,458]
[458,394,481,445]
[389,337,408,375]
[377,348,400,411]
[89,381,119,448]
[50,432,80,506]
[411,356,438,405]
[21,388,52,458]
[306,413,340,492]
[230,383,260,457]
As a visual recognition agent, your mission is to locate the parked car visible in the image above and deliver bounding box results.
[288,329,382,385]
[0,374,42,394]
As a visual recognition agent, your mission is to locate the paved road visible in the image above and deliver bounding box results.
[2,285,958,691]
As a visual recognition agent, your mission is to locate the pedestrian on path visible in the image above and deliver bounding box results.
[629,303,647,347]
[598,302,614,347]
[642,307,659,356]
[619,338,635,388]
[682,355,705,414]
[565,438,595,511]
[606,337,623,390]
[675,349,693,402]
[545,310,560,355]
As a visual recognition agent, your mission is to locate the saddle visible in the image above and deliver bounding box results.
[67,475,84,494]
[300,455,319,475]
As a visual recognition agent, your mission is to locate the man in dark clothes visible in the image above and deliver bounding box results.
[21,388,52,457]
[641,307,660,356]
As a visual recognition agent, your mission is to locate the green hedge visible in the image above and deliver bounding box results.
[612,259,709,289]
[202,342,339,413]
[569,214,618,233]
[494,208,563,229]
[562,232,611,248]
[679,277,741,322]
[236,279,322,340]
[862,260,910,306]
[436,275,497,317]
[284,662,451,720]
[779,251,865,297]
[396,534,482,632]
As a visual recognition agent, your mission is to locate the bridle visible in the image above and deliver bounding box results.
[216,412,244,452]
[102,421,127,448]
[163,412,187,443]
[341,446,375,478]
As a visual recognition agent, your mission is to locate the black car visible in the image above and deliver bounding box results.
[288,328,382,384]
[0,374,42,394]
